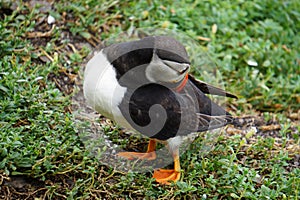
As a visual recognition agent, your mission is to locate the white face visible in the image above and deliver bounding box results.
[145,53,190,83]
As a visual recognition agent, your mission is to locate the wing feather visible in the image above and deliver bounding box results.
[196,113,233,132]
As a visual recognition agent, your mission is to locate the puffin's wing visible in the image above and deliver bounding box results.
[119,83,183,140]
[195,113,233,132]
[188,74,237,99]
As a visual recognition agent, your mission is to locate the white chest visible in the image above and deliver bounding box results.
[83,50,129,127]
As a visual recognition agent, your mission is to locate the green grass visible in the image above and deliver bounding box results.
[0,0,299,199]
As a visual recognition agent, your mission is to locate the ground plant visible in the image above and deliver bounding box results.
[0,0,299,199]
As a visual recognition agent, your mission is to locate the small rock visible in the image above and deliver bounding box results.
[247,59,258,66]
[47,15,55,24]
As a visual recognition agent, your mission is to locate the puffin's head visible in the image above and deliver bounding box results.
[145,51,190,84]
[145,36,190,84]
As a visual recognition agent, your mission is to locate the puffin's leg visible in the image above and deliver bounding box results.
[117,139,156,160]
[153,147,180,185]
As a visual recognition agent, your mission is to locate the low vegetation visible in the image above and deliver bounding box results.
[0,0,299,199]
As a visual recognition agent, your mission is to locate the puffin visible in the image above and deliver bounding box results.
[83,36,238,185]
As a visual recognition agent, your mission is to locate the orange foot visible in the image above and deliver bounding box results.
[117,139,157,161]
[117,151,156,160]
[153,169,180,185]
